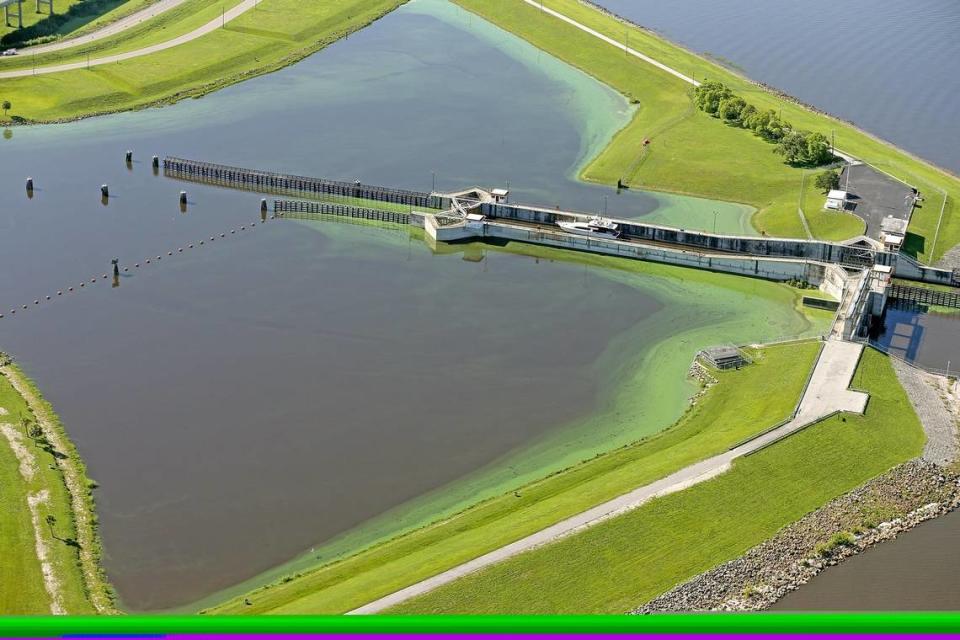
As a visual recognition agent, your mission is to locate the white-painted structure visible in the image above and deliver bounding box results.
[825,189,849,211]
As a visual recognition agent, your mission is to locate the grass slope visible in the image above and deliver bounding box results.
[0,368,95,614]
[0,0,406,122]
[450,0,959,264]
[206,340,820,614]
[393,349,924,614]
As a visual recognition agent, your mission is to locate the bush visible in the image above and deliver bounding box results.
[815,170,841,193]
[815,531,856,557]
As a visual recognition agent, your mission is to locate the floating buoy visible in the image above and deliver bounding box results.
[157,256,162,260]
[135,263,140,268]
[240,226,245,231]
[178,248,183,252]
[45,295,50,300]
[220,233,225,238]
[199,241,204,245]
[145,259,151,264]
[102,274,107,278]
[34,300,39,305]
[80,283,85,287]
[209,237,214,241]
[22,304,28,309]
[231,229,235,234]
[68,287,74,292]
[57,291,62,296]
[188,244,193,248]
[168,251,173,256]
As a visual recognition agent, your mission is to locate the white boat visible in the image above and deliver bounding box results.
[557,216,621,238]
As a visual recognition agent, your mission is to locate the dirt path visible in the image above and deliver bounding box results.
[1,410,62,613]
[0,366,114,614]
[19,0,190,56]
[0,0,258,79]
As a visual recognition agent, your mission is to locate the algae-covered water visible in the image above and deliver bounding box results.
[0,0,816,610]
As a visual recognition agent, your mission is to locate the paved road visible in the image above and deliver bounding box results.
[19,0,191,56]
[349,339,866,614]
[0,0,257,79]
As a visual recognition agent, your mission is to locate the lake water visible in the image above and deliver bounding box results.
[591,0,960,609]
[0,0,815,610]
[592,0,960,175]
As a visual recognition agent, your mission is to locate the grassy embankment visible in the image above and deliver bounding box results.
[0,362,109,614]
[0,0,407,122]
[393,349,924,613]
[206,339,820,613]
[449,0,958,263]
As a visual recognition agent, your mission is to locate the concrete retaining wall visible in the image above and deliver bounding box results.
[482,222,832,284]
[892,254,958,286]
[480,202,896,268]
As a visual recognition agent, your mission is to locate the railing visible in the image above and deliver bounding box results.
[888,284,960,309]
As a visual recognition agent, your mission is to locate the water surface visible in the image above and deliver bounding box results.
[0,0,805,610]
[592,0,960,174]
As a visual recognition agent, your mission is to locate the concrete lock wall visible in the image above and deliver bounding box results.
[481,223,829,284]
[479,203,895,266]
[892,254,958,286]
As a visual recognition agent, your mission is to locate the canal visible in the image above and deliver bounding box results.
[1,0,821,610]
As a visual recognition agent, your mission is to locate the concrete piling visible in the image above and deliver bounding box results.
[26,177,33,192]
[101,184,109,198]
[152,155,160,168]
[180,191,188,205]
[125,150,133,163]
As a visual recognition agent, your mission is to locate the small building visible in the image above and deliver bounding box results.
[697,345,750,370]
[880,216,908,252]
[825,189,849,211]
[491,188,510,204]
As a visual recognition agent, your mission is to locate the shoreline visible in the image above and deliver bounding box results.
[0,355,116,614]
[637,459,960,613]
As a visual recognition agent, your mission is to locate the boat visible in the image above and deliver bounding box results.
[557,216,621,238]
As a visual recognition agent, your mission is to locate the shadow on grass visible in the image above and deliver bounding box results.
[902,232,926,259]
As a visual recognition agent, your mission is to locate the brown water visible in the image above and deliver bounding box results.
[775,509,960,610]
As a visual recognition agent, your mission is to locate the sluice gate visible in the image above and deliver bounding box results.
[163,157,449,210]
[274,199,410,225]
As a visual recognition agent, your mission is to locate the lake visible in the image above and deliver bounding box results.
[0,0,816,610]
[592,0,960,175]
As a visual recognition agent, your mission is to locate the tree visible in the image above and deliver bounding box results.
[694,81,733,116]
[45,514,58,540]
[815,169,841,193]
[774,131,810,164]
[805,132,833,166]
[718,96,747,123]
[2,100,9,117]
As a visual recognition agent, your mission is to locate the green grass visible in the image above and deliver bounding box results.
[0,0,86,38]
[205,339,820,614]
[450,0,960,264]
[800,178,866,241]
[0,368,95,614]
[0,0,406,122]
[392,349,924,614]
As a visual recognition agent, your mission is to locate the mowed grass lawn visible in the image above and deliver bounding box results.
[0,0,406,121]
[0,369,93,614]
[207,340,820,613]
[0,0,86,38]
[452,0,959,264]
[393,349,924,614]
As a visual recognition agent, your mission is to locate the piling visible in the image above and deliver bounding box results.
[26,177,33,192]
[152,156,160,169]
[179,191,188,205]
[101,184,109,199]
[125,150,133,163]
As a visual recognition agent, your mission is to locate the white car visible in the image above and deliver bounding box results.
[1,49,17,56]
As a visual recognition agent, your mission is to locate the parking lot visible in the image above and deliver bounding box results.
[839,163,916,240]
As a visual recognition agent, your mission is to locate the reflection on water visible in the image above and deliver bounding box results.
[872,301,960,373]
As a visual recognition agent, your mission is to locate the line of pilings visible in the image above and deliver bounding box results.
[273,199,411,225]
[0,215,275,322]
[163,157,449,210]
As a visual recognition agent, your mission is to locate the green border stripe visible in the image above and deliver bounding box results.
[2,614,960,636]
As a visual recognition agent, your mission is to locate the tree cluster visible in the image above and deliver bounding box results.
[694,81,834,166]
[814,169,841,193]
